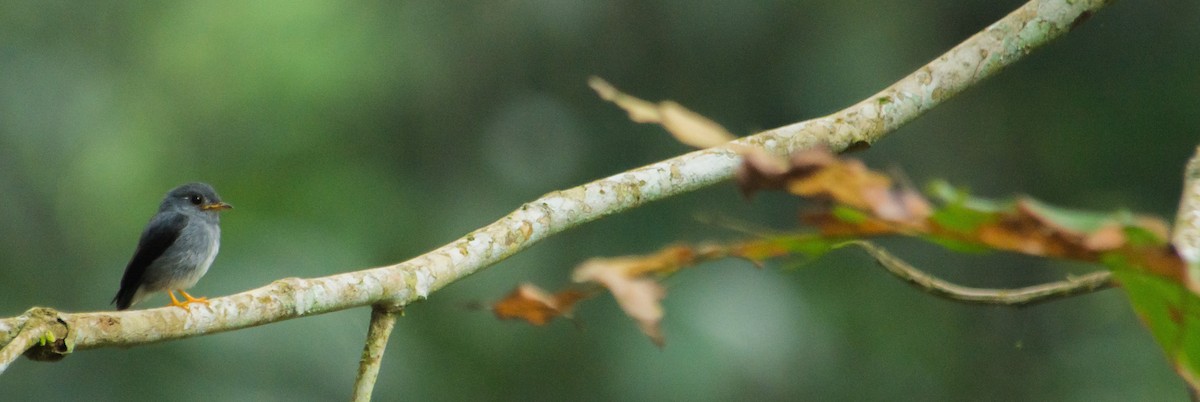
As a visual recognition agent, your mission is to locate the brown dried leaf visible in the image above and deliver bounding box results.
[1083,225,1127,251]
[738,147,930,224]
[787,155,892,211]
[574,259,667,346]
[900,188,934,221]
[788,147,840,170]
[492,284,588,326]
[568,246,695,346]
[735,148,793,198]
[972,210,1083,258]
[1122,246,1187,283]
[731,240,794,265]
[803,211,903,237]
[589,76,734,149]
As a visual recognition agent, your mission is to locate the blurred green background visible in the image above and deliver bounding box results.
[1,1,1197,401]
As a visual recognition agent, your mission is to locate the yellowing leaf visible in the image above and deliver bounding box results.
[589,76,735,148]
[588,76,660,123]
[729,235,839,265]
[657,101,736,148]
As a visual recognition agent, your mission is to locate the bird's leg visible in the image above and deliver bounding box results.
[166,289,209,310]
[166,290,189,310]
[178,290,210,306]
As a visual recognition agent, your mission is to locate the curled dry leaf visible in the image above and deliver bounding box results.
[1082,225,1126,251]
[802,210,903,237]
[973,208,1089,258]
[589,76,735,149]
[735,148,794,198]
[738,146,932,225]
[574,259,667,346]
[570,246,696,346]
[492,284,588,326]
[493,245,724,345]
[786,149,930,224]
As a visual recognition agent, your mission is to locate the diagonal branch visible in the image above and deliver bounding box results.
[0,0,1112,371]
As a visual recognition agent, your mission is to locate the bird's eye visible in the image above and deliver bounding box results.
[188,194,203,205]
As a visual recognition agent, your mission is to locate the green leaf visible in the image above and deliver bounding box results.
[926,179,963,204]
[1105,254,1200,391]
[925,179,1004,232]
[930,203,995,233]
[736,234,840,268]
[1020,197,1117,233]
[1124,225,1169,247]
[779,235,841,264]
[926,179,1007,212]
[831,205,870,224]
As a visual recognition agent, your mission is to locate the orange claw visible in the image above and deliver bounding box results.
[167,290,210,310]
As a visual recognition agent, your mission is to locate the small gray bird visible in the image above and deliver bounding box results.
[113,182,232,311]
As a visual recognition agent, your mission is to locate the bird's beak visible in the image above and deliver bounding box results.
[201,202,233,211]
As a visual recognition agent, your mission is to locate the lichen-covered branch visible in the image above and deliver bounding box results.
[0,308,68,373]
[1173,146,1200,292]
[0,316,40,373]
[351,304,404,402]
[0,0,1111,371]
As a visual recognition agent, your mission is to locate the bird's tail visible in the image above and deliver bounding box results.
[112,286,137,310]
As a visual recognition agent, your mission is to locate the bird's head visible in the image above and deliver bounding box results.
[163,182,232,213]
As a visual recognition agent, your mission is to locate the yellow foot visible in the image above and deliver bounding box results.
[167,290,210,310]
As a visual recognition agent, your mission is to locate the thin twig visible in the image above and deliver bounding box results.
[848,241,1115,307]
[351,303,404,402]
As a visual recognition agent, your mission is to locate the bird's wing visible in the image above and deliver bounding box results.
[112,213,188,309]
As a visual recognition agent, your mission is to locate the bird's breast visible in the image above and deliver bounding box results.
[150,218,221,290]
